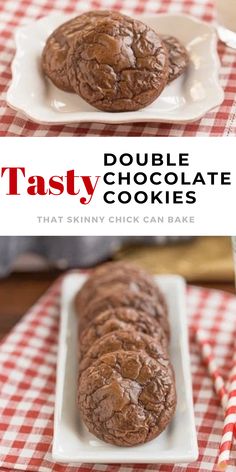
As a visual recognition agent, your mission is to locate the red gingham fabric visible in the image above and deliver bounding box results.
[0,278,236,471]
[0,0,235,137]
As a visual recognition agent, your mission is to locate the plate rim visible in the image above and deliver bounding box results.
[6,12,224,125]
[52,272,198,464]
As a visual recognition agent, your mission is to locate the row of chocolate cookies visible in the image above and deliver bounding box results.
[42,10,189,112]
[75,261,177,447]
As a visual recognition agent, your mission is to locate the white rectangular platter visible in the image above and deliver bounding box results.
[52,273,198,464]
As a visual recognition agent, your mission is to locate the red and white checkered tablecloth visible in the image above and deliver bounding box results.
[0,277,236,472]
[0,0,235,137]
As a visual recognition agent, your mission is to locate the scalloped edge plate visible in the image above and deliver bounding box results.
[7,13,224,125]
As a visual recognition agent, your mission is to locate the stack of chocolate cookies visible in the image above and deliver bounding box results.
[42,10,189,112]
[75,262,177,447]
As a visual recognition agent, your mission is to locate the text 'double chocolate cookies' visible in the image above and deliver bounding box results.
[67,11,169,112]
[78,350,176,446]
[162,35,189,83]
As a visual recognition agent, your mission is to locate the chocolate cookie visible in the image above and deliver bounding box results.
[79,285,169,335]
[67,11,169,111]
[78,350,176,446]
[79,307,167,357]
[41,11,106,92]
[76,262,167,316]
[162,35,189,83]
[85,261,157,282]
[79,329,169,373]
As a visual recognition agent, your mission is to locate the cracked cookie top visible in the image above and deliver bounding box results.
[78,349,176,446]
[79,307,168,357]
[78,284,169,335]
[67,11,168,111]
[42,11,114,92]
[162,34,189,83]
[76,261,167,315]
[79,329,169,373]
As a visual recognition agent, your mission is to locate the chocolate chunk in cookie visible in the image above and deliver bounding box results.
[162,35,189,83]
[67,11,169,111]
[78,350,176,446]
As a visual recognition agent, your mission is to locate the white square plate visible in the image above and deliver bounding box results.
[52,273,198,464]
[7,13,224,125]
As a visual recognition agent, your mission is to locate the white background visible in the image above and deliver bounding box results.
[0,137,235,236]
